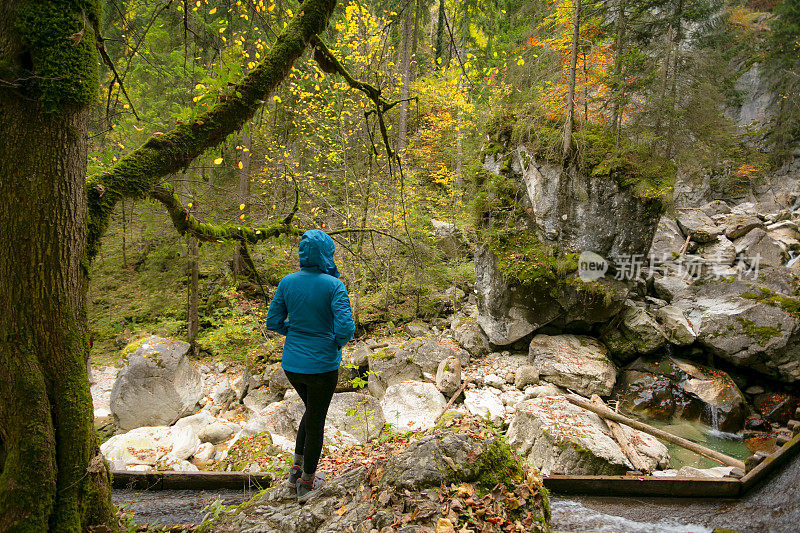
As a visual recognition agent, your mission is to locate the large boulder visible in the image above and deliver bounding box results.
[110,336,202,431]
[615,357,747,432]
[654,305,697,346]
[650,217,686,258]
[476,144,663,346]
[673,267,800,382]
[380,381,446,431]
[601,303,667,361]
[431,219,471,258]
[367,338,468,398]
[212,428,550,533]
[734,228,788,268]
[242,398,305,439]
[476,245,630,346]
[451,318,491,358]
[676,209,723,243]
[507,396,668,475]
[529,334,617,396]
[327,392,384,443]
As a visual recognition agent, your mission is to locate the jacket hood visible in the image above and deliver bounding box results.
[298,229,340,278]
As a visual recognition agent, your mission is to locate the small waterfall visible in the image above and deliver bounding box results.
[709,404,720,432]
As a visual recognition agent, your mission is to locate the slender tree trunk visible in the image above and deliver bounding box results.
[398,3,413,151]
[182,176,200,355]
[233,125,253,276]
[664,0,684,160]
[653,24,674,145]
[435,0,446,61]
[121,199,129,269]
[611,0,627,146]
[563,0,581,159]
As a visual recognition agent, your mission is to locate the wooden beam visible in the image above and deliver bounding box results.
[564,394,746,470]
[740,431,800,493]
[112,470,273,490]
[543,474,741,498]
[591,395,651,472]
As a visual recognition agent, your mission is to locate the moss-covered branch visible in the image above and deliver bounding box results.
[86,0,337,261]
[151,184,302,244]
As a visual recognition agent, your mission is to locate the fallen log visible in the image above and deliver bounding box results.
[565,394,746,470]
[590,395,651,472]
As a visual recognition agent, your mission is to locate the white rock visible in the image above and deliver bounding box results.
[523,383,565,399]
[169,425,200,461]
[284,389,300,401]
[270,433,296,453]
[508,397,646,475]
[484,373,505,388]
[193,442,215,462]
[94,408,112,418]
[101,426,174,465]
[198,421,236,444]
[110,336,203,431]
[529,334,617,396]
[173,411,216,435]
[211,380,236,405]
[463,388,505,424]
[380,380,447,431]
[163,457,199,472]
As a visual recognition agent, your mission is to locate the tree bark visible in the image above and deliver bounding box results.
[398,2,413,151]
[611,0,627,146]
[233,125,253,276]
[563,0,581,159]
[0,41,113,533]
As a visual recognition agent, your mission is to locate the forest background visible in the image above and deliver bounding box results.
[88,0,799,368]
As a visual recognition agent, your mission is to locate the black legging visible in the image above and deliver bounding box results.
[284,368,338,475]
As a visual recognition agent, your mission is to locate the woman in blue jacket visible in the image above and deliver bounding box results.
[265,229,355,501]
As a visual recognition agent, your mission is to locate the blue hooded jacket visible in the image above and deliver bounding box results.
[265,230,355,374]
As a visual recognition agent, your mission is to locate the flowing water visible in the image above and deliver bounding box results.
[112,488,254,526]
[551,450,800,532]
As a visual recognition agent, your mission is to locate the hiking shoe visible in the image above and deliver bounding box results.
[296,471,325,502]
[285,465,303,488]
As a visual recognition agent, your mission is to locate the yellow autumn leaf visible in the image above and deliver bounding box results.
[238,161,244,169]
[209,7,217,14]
[214,157,223,164]
[239,214,245,220]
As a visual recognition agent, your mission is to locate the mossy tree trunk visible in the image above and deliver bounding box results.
[0,0,337,529]
[0,1,114,530]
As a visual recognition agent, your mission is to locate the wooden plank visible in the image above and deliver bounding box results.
[543,475,742,498]
[111,470,273,490]
[112,471,164,490]
[564,394,746,470]
[740,431,800,493]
